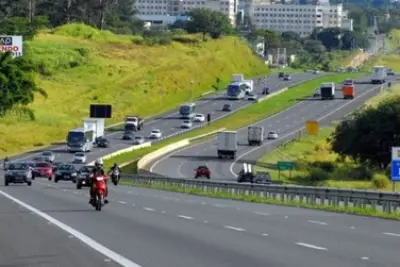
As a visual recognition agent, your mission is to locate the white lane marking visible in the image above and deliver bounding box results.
[118,201,127,204]
[143,207,155,212]
[361,257,369,260]
[0,190,142,267]
[295,242,327,251]
[230,83,384,177]
[177,215,194,220]
[383,232,400,237]
[203,220,209,223]
[201,202,206,205]
[262,233,269,236]
[68,235,74,238]
[132,204,136,207]
[224,226,246,232]
[213,204,227,208]
[161,210,166,214]
[350,226,355,229]
[254,212,270,216]
[308,220,328,226]
[104,258,111,262]
[127,191,132,194]
[284,216,288,219]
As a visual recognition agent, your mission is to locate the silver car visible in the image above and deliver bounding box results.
[4,162,32,186]
[133,136,145,145]
[41,151,55,162]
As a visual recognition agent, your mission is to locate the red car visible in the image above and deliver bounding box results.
[33,162,54,181]
[194,166,211,179]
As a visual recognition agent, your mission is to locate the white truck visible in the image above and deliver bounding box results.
[231,73,253,94]
[125,116,144,131]
[370,65,387,84]
[83,118,105,143]
[248,126,264,146]
[217,131,238,159]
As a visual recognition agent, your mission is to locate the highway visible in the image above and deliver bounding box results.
[9,72,317,167]
[150,75,398,181]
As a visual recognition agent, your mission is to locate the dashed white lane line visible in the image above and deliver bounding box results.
[383,232,400,237]
[177,215,194,220]
[118,201,127,204]
[213,204,228,208]
[295,242,327,251]
[224,226,246,232]
[361,257,369,260]
[0,190,142,267]
[262,233,269,236]
[143,207,155,212]
[307,220,328,226]
[254,212,270,216]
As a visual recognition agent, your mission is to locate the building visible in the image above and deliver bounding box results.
[249,3,353,37]
[135,0,239,25]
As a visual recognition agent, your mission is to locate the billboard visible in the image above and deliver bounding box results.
[90,104,112,118]
[0,36,23,57]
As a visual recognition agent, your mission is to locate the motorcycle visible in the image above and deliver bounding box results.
[110,169,120,186]
[92,175,107,211]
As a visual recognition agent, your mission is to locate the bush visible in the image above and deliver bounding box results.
[308,168,330,183]
[310,161,335,173]
[371,174,390,189]
[172,36,201,44]
[348,166,373,180]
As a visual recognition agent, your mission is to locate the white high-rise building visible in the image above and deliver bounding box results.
[249,3,353,37]
[135,0,239,25]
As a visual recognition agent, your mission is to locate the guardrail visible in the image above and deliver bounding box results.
[122,175,400,214]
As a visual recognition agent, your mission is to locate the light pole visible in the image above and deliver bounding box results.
[190,80,194,101]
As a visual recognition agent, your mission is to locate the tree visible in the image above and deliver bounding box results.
[330,97,400,169]
[186,8,232,40]
[0,52,47,119]
[303,39,326,53]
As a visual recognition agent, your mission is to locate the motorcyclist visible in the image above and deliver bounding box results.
[3,156,9,169]
[89,158,109,204]
[109,163,121,174]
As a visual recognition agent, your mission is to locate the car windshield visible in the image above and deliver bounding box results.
[36,162,51,168]
[42,151,52,156]
[75,153,84,157]
[198,166,208,169]
[269,131,277,134]
[183,121,190,124]
[152,130,160,133]
[7,163,27,170]
[224,104,231,108]
[135,136,143,140]
[59,164,74,170]
[195,114,202,117]
[80,167,93,173]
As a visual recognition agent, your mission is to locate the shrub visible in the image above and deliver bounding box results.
[308,168,330,183]
[310,161,335,173]
[172,36,201,44]
[371,174,390,189]
[348,166,373,180]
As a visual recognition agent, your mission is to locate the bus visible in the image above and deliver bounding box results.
[227,82,247,99]
[66,128,94,152]
[179,103,196,119]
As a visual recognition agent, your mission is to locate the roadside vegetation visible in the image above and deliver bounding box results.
[0,23,266,157]
[115,73,364,172]
[257,83,400,191]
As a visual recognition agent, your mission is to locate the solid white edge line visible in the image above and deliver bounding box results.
[295,242,327,251]
[0,189,142,267]
[229,83,384,177]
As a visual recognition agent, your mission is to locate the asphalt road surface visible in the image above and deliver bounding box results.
[0,181,399,267]
[151,75,399,181]
[9,72,318,168]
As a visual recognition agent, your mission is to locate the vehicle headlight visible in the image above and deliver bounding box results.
[71,173,77,176]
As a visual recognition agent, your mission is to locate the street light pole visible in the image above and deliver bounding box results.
[190,80,194,101]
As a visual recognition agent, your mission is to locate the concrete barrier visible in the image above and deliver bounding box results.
[256,87,288,103]
[87,142,151,165]
[137,128,226,171]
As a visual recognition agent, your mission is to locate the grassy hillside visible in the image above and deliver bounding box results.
[0,24,268,157]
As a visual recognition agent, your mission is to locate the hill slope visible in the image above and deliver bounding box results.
[0,24,268,156]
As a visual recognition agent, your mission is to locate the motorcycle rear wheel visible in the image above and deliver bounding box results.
[96,194,102,211]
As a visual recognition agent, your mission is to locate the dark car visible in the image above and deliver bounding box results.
[4,162,32,186]
[96,137,109,148]
[122,131,134,140]
[237,171,272,184]
[278,72,284,78]
[52,162,64,171]
[283,74,291,81]
[194,166,211,179]
[76,166,96,189]
[54,164,78,183]
[222,103,232,112]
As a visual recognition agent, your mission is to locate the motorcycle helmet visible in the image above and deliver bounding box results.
[95,158,104,167]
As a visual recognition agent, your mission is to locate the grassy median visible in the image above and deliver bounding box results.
[0,23,268,157]
[108,72,365,171]
[120,180,400,220]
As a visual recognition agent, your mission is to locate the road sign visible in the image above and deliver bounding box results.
[277,161,294,171]
[391,147,400,182]
[306,120,319,136]
[0,36,23,57]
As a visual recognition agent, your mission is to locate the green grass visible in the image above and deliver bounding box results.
[256,84,400,191]
[119,179,400,220]
[111,72,365,172]
[0,23,268,157]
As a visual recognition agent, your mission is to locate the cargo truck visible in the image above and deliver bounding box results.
[83,118,105,142]
[248,126,264,146]
[370,66,387,84]
[342,80,355,99]
[217,131,238,159]
[320,82,335,100]
[124,116,144,131]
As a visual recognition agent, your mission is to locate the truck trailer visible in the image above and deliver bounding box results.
[248,126,264,146]
[83,118,105,142]
[320,82,335,100]
[370,66,387,84]
[342,80,355,99]
[217,131,238,159]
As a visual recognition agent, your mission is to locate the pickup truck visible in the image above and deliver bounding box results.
[125,116,144,131]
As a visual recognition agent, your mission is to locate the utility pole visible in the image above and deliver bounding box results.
[190,80,194,101]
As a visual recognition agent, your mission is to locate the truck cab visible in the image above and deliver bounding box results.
[371,66,387,84]
[125,116,143,131]
[320,82,335,100]
[342,79,355,99]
